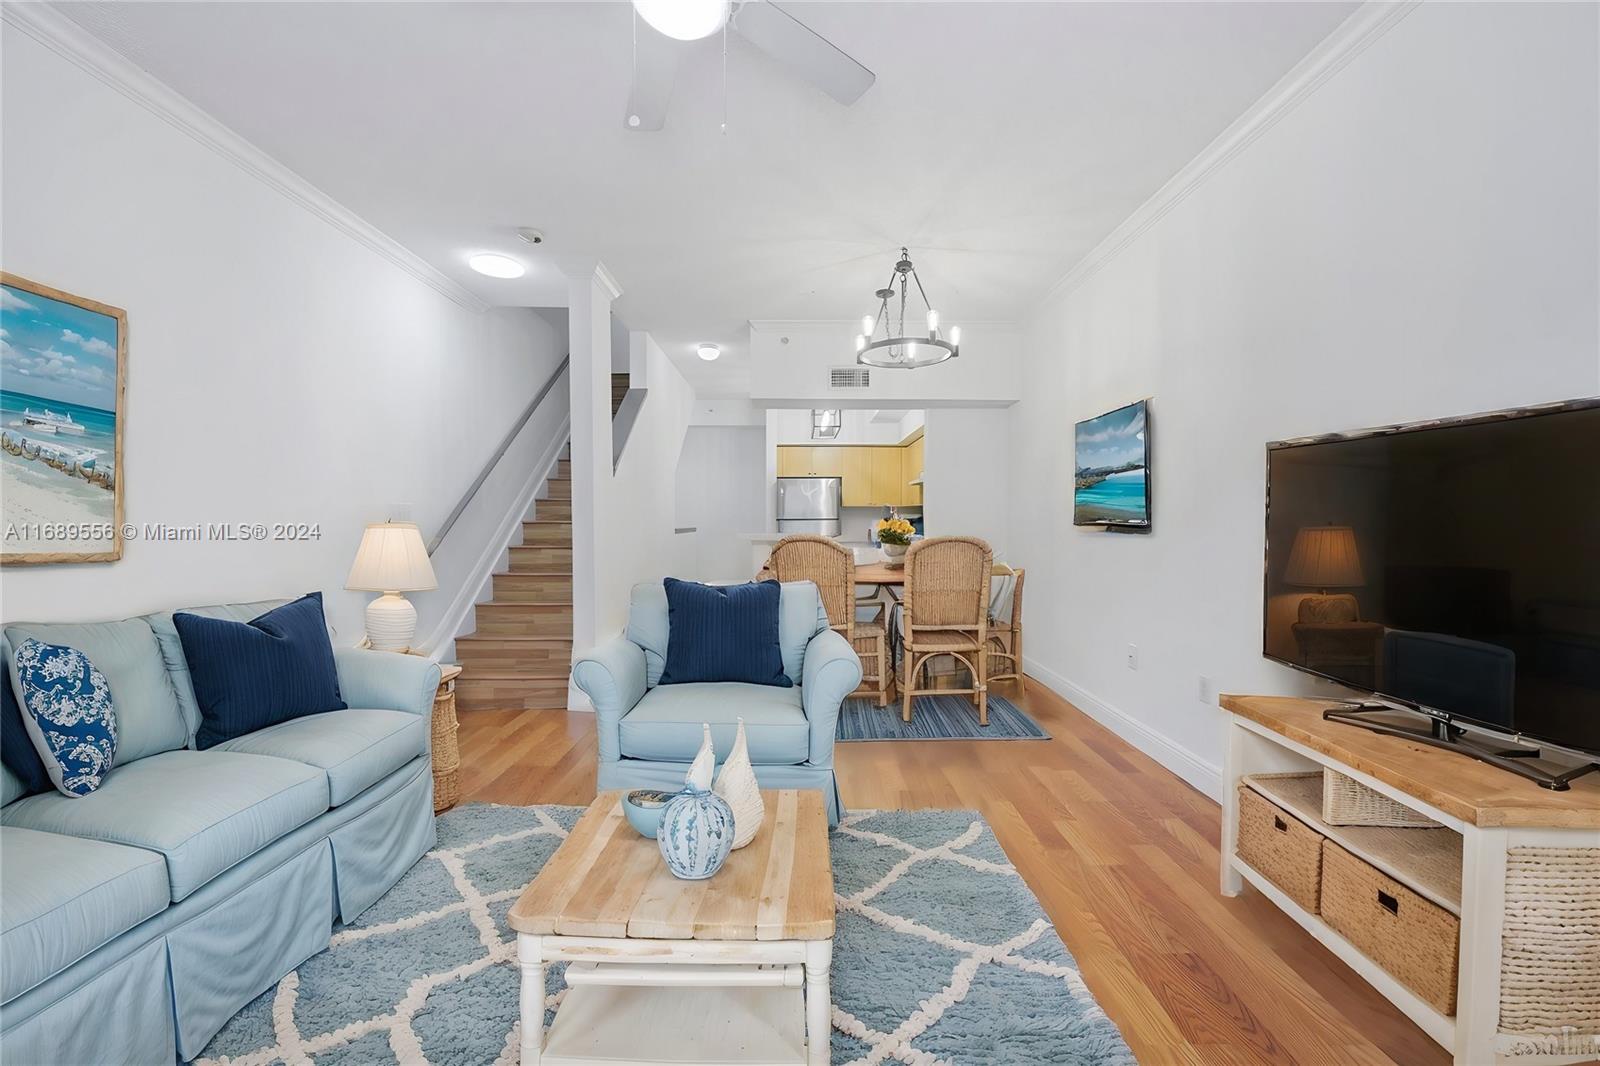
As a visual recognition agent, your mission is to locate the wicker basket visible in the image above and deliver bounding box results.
[1236,782,1325,913]
[1322,768,1440,828]
[1497,845,1600,1057]
[1320,840,1460,1014]
[431,682,461,812]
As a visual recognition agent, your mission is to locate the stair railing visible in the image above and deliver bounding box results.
[427,355,570,555]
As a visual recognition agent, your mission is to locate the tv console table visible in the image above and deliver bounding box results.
[1220,695,1599,1066]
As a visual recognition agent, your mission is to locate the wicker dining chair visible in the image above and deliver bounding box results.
[899,536,993,725]
[764,535,893,706]
[986,566,1025,698]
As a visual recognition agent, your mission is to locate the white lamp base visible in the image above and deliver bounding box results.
[365,592,417,652]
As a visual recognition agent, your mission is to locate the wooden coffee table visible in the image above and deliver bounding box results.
[508,789,835,1066]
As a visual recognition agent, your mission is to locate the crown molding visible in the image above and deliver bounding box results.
[1037,0,1422,309]
[4,2,491,313]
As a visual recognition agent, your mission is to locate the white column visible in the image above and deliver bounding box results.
[562,259,622,682]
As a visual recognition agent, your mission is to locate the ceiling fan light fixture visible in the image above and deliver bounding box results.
[633,0,731,41]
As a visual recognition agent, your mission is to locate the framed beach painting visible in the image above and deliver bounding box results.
[1,273,126,564]
[1073,398,1151,530]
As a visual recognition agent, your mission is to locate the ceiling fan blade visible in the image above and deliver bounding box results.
[624,22,681,131]
[732,1,875,106]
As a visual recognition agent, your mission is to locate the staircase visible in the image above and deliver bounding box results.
[611,373,629,417]
[453,450,573,712]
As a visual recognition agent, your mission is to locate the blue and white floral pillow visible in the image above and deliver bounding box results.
[12,638,118,797]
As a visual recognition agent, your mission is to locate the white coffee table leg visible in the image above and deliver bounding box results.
[518,933,545,1065]
[805,939,833,1066]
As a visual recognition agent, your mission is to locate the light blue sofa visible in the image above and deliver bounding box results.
[572,581,861,824]
[0,599,440,1065]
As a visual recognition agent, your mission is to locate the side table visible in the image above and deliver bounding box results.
[431,663,463,812]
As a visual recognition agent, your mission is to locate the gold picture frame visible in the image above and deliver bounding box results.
[1,271,127,565]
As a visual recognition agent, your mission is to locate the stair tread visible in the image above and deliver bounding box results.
[458,635,572,644]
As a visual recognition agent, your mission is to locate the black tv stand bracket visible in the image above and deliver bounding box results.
[1321,703,1600,791]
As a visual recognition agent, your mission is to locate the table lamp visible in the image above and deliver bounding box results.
[1284,524,1364,622]
[345,522,437,651]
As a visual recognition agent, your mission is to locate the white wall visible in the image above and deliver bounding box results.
[922,408,1011,560]
[0,27,565,643]
[749,321,1022,407]
[675,426,766,582]
[590,331,694,639]
[1010,1,1600,796]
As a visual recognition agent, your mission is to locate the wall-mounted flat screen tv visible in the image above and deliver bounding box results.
[1074,399,1150,528]
[1264,399,1600,757]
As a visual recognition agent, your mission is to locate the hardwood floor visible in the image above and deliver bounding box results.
[456,679,1448,1066]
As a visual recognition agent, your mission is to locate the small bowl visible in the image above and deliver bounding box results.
[622,789,679,838]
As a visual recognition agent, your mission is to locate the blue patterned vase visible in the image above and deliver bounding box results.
[657,786,734,880]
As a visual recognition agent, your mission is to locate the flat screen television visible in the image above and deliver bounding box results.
[1074,399,1150,528]
[1264,398,1600,769]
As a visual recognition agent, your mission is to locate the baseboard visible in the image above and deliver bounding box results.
[1023,656,1223,800]
[414,416,571,657]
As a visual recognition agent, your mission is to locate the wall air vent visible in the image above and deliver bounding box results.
[830,366,871,389]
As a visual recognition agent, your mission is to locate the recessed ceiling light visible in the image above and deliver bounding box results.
[468,253,525,279]
[696,344,720,362]
[633,0,730,41]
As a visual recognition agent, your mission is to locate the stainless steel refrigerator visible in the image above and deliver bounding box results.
[775,477,842,536]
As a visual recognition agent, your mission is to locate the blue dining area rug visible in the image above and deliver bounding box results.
[837,694,1050,741]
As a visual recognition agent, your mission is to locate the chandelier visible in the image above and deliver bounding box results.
[854,248,960,369]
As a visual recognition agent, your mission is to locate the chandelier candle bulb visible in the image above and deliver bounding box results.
[855,334,867,352]
[927,309,939,332]
[861,314,875,336]
[950,325,961,346]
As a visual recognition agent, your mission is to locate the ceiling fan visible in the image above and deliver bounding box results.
[626,0,875,131]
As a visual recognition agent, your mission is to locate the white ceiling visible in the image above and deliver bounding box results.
[60,1,1356,393]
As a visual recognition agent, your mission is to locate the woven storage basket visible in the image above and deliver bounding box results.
[1320,840,1460,1014]
[431,684,461,812]
[1322,768,1440,828]
[1497,845,1600,1057]
[1236,782,1324,913]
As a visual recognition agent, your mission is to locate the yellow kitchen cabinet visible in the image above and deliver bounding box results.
[902,437,924,506]
[842,447,873,506]
[810,447,844,478]
[871,447,904,505]
[776,446,807,477]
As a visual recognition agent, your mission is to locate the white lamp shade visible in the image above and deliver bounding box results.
[1283,525,1365,588]
[345,522,437,593]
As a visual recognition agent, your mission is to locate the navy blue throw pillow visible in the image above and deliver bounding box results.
[659,578,791,688]
[1,658,52,795]
[173,593,347,750]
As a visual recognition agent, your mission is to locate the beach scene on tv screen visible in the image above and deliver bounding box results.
[1075,401,1147,525]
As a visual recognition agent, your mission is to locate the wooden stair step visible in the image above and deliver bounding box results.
[491,574,573,603]
[473,602,572,636]
[543,478,571,500]
[555,458,571,478]
[535,499,572,521]
[456,636,573,675]
[509,545,572,571]
[457,676,569,712]
[521,521,572,546]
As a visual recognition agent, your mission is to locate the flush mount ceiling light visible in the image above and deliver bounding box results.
[633,0,731,41]
[696,344,720,361]
[854,247,960,370]
[467,253,525,279]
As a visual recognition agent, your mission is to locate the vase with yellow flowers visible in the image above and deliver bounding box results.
[875,515,916,568]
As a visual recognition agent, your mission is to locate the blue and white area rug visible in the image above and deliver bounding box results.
[199,805,1131,1065]
[838,694,1050,742]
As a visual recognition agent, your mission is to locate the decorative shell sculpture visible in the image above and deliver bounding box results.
[713,717,765,849]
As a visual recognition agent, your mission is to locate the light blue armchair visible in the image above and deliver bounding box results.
[571,580,861,825]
